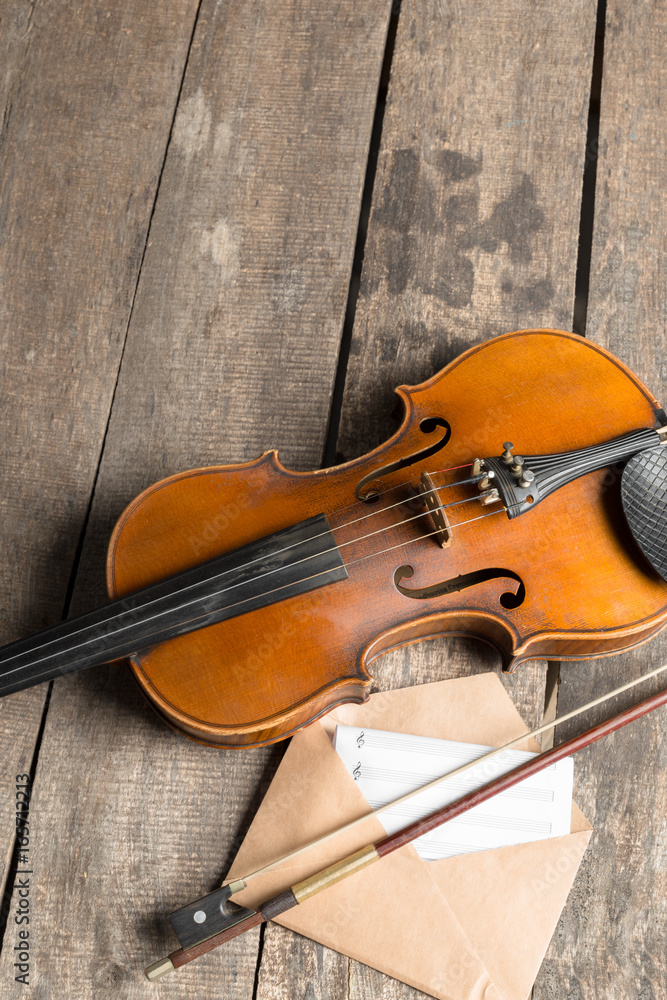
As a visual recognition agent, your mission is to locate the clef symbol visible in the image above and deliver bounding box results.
[352,762,362,781]
[356,731,365,747]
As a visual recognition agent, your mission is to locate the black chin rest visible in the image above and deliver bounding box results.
[621,446,667,581]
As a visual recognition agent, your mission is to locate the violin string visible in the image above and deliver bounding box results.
[329,473,483,532]
[0,477,489,670]
[344,506,505,567]
[324,462,473,518]
[0,505,506,691]
[0,491,497,675]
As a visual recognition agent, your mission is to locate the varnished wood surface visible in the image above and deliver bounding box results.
[108,331,667,746]
[0,1,664,999]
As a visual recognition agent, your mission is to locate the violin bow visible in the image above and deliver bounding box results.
[146,662,667,980]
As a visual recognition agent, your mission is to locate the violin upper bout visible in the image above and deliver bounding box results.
[396,329,663,456]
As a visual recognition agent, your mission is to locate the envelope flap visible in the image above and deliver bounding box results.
[430,830,591,999]
[323,673,542,749]
[227,720,388,893]
[227,674,592,1000]
[278,837,503,1000]
[229,722,502,1000]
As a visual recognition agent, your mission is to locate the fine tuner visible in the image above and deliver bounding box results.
[471,443,536,507]
[467,428,665,519]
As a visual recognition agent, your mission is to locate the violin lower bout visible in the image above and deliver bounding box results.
[110,461,667,749]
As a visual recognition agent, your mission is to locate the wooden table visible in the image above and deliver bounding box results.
[0,1,665,996]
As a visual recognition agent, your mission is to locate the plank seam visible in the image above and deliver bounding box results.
[322,3,401,468]
[555,0,608,731]
[251,921,267,1000]
[58,0,206,628]
[572,0,608,337]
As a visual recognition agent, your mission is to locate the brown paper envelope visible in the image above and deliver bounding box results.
[227,673,592,1000]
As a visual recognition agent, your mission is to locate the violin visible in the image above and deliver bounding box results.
[1,328,667,748]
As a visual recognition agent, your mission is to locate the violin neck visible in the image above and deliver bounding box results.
[0,514,347,698]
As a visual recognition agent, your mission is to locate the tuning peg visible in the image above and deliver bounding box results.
[510,455,524,475]
[501,442,514,465]
[518,469,535,489]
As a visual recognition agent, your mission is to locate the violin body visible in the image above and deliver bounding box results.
[106,329,667,747]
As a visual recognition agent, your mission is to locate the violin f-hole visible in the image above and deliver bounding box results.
[355,418,451,502]
[394,564,526,607]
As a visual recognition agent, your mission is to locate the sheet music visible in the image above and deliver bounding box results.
[333,725,573,860]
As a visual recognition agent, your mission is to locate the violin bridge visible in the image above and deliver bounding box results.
[420,471,452,547]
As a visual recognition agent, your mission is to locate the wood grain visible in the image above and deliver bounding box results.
[257,1,598,999]
[4,2,660,999]
[337,0,598,465]
[0,0,198,921]
[256,923,349,1000]
[0,1,392,996]
[535,2,667,996]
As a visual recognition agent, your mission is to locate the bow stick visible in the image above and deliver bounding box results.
[146,663,667,980]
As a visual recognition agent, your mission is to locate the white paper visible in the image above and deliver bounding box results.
[333,724,573,860]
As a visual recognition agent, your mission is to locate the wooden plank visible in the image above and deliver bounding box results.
[0,1,393,996]
[257,1,598,998]
[535,2,667,996]
[343,0,596,857]
[257,924,349,1000]
[0,0,198,913]
[338,0,597,464]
